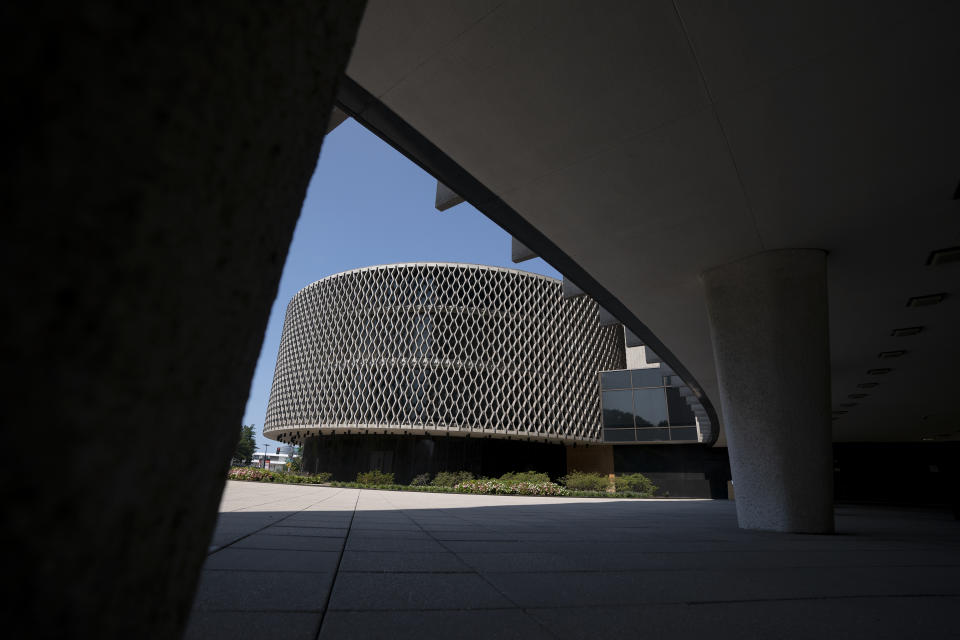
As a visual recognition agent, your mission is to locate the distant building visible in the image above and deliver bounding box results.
[263,263,724,495]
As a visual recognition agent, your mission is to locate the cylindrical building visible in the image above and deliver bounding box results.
[263,263,625,480]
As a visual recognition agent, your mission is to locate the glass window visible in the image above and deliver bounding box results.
[635,427,670,442]
[633,388,669,427]
[631,368,666,388]
[665,387,696,426]
[603,428,637,442]
[670,427,699,442]
[602,390,634,427]
[600,370,632,390]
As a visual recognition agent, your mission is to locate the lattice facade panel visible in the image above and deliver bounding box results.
[264,263,625,445]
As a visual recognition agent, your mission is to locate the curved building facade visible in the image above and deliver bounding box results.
[264,263,625,446]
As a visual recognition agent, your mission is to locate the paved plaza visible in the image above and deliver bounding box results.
[186,481,960,639]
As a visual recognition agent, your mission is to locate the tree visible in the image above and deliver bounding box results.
[233,424,256,465]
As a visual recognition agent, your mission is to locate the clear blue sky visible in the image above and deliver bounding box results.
[243,118,560,453]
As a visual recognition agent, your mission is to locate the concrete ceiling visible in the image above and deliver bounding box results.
[344,0,960,444]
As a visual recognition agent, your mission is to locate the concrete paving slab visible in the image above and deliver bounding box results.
[319,609,555,640]
[193,570,333,611]
[205,547,341,573]
[230,534,346,552]
[186,482,960,640]
[339,550,472,572]
[527,597,960,640]
[184,611,321,640]
[328,572,514,610]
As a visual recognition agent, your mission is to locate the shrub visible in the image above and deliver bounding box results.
[499,471,550,484]
[356,469,394,486]
[409,473,432,486]
[227,467,330,484]
[561,470,610,491]
[455,479,569,496]
[614,473,657,496]
[430,471,473,487]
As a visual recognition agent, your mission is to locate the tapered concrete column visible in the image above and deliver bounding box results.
[3,2,365,637]
[702,250,834,533]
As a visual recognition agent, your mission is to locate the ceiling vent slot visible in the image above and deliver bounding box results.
[906,293,946,307]
[926,246,960,266]
[857,382,879,389]
[891,326,923,337]
[848,393,869,399]
[867,368,892,375]
[878,350,907,359]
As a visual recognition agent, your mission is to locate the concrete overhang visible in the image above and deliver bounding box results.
[342,0,960,445]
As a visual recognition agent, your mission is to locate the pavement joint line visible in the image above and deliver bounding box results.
[314,489,361,640]
[207,488,349,555]
[382,493,564,640]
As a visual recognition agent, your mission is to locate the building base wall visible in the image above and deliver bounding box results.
[613,444,733,499]
[566,444,615,476]
[302,434,567,484]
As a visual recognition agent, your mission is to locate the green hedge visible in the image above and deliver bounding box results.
[356,470,394,486]
[228,467,331,484]
[498,471,551,484]
[614,473,657,496]
[561,470,610,491]
[430,471,474,487]
[455,478,569,496]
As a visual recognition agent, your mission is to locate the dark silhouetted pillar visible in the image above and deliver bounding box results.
[2,2,365,636]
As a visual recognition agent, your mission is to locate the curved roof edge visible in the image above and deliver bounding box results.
[306,261,559,289]
[335,75,721,446]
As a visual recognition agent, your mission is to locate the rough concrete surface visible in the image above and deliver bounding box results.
[703,250,834,533]
[2,3,365,637]
[187,482,960,639]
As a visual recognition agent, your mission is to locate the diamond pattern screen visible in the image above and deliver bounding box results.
[264,263,625,445]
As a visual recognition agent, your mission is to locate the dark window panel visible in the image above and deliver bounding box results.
[670,426,699,441]
[603,428,637,442]
[635,427,670,442]
[602,390,634,427]
[631,368,666,388]
[601,370,632,390]
[666,387,696,426]
[633,388,669,427]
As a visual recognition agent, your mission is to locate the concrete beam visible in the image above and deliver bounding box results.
[326,106,349,134]
[562,276,586,299]
[511,236,538,263]
[435,181,465,211]
[625,328,644,348]
[598,305,619,326]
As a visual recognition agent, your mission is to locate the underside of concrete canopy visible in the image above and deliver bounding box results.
[343,0,960,447]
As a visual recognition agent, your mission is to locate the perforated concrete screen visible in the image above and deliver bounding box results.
[264,263,625,445]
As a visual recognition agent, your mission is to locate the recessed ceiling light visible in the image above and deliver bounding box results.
[878,350,907,359]
[857,382,879,388]
[867,368,892,375]
[906,293,946,307]
[891,326,924,337]
[848,393,868,399]
[926,246,960,266]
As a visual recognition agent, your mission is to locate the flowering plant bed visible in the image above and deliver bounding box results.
[454,479,569,496]
[228,467,331,484]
